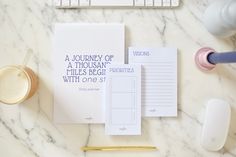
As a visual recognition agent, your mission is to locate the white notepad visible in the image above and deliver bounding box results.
[129,47,177,117]
[53,23,125,123]
[105,64,141,135]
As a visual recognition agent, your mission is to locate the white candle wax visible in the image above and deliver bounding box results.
[0,66,30,104]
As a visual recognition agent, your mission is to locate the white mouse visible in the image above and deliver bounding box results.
[201,99,231,151]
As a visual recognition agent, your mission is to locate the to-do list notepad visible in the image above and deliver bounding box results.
[129,47,177,117]
[105,64,141,135]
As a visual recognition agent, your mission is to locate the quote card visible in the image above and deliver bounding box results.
[105,64,141,135]
[53,23,125,123]
[129,47,177,117]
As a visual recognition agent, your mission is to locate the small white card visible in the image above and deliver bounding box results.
[105,64,141,135]
[129,47,177,117]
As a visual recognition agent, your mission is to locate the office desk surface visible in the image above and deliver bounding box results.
[0,0,236,157]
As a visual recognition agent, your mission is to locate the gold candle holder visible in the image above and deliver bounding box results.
[0,65,38,105]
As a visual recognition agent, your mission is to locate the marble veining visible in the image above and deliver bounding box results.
[0,0,236,156]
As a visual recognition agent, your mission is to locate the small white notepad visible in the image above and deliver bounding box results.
[129,47,177,117]
[105,64,141,135]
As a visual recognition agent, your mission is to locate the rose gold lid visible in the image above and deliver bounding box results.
[195,47,216,71]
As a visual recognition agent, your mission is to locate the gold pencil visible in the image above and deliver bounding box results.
[81,146,158,151]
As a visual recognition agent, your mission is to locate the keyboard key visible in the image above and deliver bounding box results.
[61,0,70,6]
[55,0,61,7]
[171,0,179,7]
[80,0,90,6]
[154,0,162,6]
[134,0,145,6]
[163,0,171,6]
[71,0,79,6]
[145,0,154,6]
[90,0,133,6]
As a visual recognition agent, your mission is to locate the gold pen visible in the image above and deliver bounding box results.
[81,146,158,151]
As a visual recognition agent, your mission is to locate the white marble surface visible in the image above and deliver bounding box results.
[0,0,236,156]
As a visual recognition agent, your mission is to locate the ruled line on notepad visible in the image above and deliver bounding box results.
[142,70,175,72]
[143,100,174,102]
[142,93,174,95]
[143,66,175,69]
[142,73,174,76]
[142,84,175,86]
[143,78,175,80]
[143,93,175,96]
[143,81,175,84]
[142,95,175,98]
[142,75,174,77]
[142,84,174,89]
[143,102,174,104]
[142,89,175,92]
[143,90,174,92]
[142,95,174,98]
[143,81,175,83]
[144,88,175,91]
[131,61,175,64]
[143,66,174,69]
[142,104,174,106]
[142,85,175,87]
[142,71,175,73]
[143,78,175,81]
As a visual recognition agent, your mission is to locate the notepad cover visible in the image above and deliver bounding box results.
[53,23,125,123]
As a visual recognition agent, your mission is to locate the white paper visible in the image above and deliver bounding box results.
[105,64,141,135]
[129,47,177,117]
[53,23,125,123]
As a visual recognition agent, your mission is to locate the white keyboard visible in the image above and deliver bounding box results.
[55,0,180,8]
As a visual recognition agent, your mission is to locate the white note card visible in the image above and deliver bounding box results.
[129,47,177,117]
[105,64,141,135]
